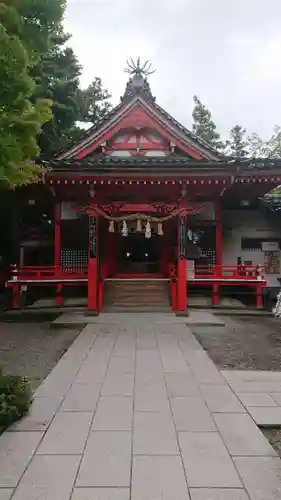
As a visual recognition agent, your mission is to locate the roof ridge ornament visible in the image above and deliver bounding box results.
[125,57,156,77]
[121,57,156,104]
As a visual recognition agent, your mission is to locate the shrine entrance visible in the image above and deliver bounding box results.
[117,233,161,275]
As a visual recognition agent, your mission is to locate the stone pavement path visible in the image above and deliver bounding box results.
[1,313,281,499]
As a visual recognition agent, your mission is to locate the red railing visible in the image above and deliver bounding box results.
[8,265,88,282]
[194,264,265,280]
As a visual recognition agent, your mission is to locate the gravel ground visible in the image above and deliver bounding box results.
[0,320,82,390]
[192,315,281,371]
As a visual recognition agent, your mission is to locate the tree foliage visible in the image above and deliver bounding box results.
[0,0,66,187]
[192,96,224,151]
[76,77,112,124]
[33,30,82,158]
[226,125,248,158]
[33,38,112,157]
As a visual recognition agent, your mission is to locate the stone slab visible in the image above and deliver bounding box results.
[0,432,43,488]
[159,350,189,374]
[165,373,201,397]
[71,489,130,500]
[133,411,179,455]
[12,455,80,500]
[37,411,92,455]
[234,456,281,500]
[61,383,101,412]
[228,381,281,393]
[77,432,132,487]
[246,406,281,426]
[237,392,278,407]
[270,392,281,405]
[92,396,133,431]
[107,354,135,374]
[101,373,134,397]
[10,397,62,431]
[179,432,242,488]
[213,413,276,456]
[131,455,189,500]
[185,311,225,327]
[190,489,249,500]
[134,384,170,412]
[0,490,14,500]
[75,361,108,384]
[171,396,216,432]
[200,384,245,413]
[221,370,281,383]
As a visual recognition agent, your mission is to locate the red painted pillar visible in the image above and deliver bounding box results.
[215,199,222,268]
[88,213,99,313]
[177,213,187,312]
[256,285,263,309]
[54,202,61,267]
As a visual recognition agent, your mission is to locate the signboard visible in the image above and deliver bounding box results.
[261,241,279,252]
[179,216,187,259]
[61,202,78,220]
[89,216,97,259]
[264,251,280,275]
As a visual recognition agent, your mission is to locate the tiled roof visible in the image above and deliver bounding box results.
[44,156,281,172]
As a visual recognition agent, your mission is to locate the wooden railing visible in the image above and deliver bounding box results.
[8,264,265,283]
[194,264,265,280]
[9,265,88,282]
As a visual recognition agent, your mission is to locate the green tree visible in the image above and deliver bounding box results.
[226,125,248,157]
[0,0,66,186]
[33,30,82,158]
[76,77,112,124]
[247,132,269,158]
[192,95,224,151]
[266,126,281,159]
[33,34,112,157]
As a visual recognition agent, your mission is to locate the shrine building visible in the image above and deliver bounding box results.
[5,60,281,313]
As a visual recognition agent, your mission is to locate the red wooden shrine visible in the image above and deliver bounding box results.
[7,60,281,312]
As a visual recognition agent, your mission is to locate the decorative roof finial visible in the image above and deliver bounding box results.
[122,58,156,104]
[125,58,156,77]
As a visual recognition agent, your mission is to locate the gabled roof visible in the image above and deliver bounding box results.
[55,65,222,162]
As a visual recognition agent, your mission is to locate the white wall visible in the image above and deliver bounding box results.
[222,209,281,288]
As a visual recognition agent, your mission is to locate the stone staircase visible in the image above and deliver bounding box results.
[104,279,171,312]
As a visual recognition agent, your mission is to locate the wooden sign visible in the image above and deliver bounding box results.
[179,216,187,259]
[89,216,97,259]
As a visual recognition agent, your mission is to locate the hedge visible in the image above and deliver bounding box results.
[0,368,31,433]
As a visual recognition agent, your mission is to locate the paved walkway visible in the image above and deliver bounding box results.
[1,314,281,499]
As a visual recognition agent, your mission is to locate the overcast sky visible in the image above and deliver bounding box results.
[65,0,281,139]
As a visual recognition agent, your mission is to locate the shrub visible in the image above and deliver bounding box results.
[0,368,31,433]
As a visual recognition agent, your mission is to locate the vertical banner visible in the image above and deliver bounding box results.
[179,215,187,259]
[89,216,97,259]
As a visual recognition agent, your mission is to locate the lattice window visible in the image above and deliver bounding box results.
[60,249,88,272]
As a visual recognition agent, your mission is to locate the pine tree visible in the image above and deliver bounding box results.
[226,125,248,157]
[192,96,224,151]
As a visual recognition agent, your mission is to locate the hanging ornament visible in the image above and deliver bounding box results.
[157,222,164,236]
[108,220,115,233]
[145,220,151,239]
[136,219,142,232]
[122,219,128,237]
